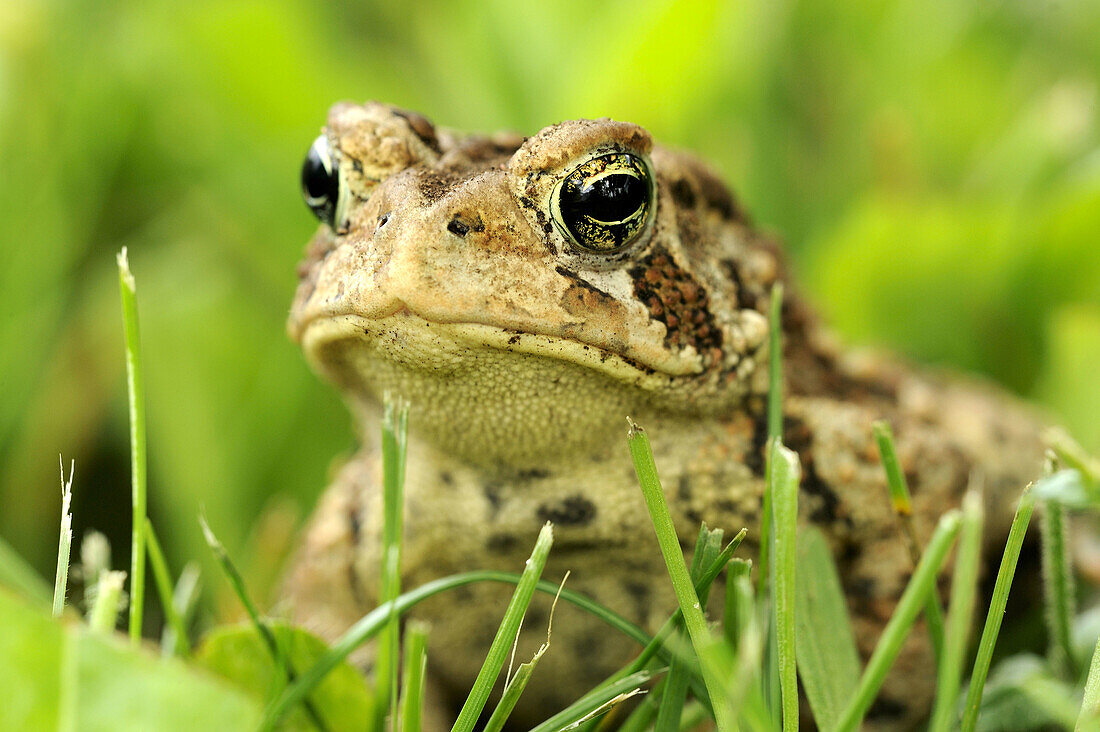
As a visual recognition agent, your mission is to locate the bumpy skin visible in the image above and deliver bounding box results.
[285,101,1046,728]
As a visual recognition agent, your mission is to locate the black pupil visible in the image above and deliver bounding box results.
[301,137,339,225]
[566,173,646,223]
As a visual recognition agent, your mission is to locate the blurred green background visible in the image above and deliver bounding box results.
[1,0,1097,625]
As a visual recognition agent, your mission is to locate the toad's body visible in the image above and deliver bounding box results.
[285,102,1045,727]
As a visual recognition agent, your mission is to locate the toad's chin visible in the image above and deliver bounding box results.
[297,311,667,465]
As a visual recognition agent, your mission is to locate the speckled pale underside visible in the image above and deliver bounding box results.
[284,101,1046,728]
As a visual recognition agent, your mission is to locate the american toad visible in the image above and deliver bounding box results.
[284,101,1046,727]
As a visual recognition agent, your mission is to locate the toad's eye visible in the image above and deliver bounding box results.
[553,153,654,253]
[301,135,345,228]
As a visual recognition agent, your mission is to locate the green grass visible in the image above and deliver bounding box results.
[117,248,149,646]
[3,248,1100,732]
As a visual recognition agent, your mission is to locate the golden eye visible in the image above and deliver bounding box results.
[553,153,654,253]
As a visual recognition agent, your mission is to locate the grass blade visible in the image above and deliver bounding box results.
[117,248,148,645]
[770,440,799,732]
[576,529,747,732]
[929,488,983,732]
[450,523,554,732]
[377,397,410,729]
[757,281,784,599]
[794,528,859,730]
[872,420,946,664]
[655,526,723,732]
[144,519,189,657]
[960,485,1035,732]
[832,509,962,732]
[527,669,654,732]
[484,575,568,732]
[262,567,665,729]
[627,419,733,732]
[398,621,429,732]
[202,515,329,732]
[52,456,74,618]
[1041,497,1077,677]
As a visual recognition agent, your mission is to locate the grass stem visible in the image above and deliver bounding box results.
[770,441,799,732]
[52,456,74,618]
[144,519,189,657]
[627,419,733,732]
[117,248,148,645]
[832,510,962,732]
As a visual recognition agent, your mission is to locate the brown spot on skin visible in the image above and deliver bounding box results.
[629,246,722,364]
[537,495,597,526]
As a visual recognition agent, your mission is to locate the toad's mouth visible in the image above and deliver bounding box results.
[296,308,681,392]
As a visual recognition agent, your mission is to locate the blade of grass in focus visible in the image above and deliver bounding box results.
[262,567,663,729]
[960,485,1035,731]
[832,509,962,732]
[117,248,148,646]
[627,418,732,732]
[770,440,800,732]
[526,669,654,732]
[450,522,554,732]
[484,574,568,732]
[794,528,859,730]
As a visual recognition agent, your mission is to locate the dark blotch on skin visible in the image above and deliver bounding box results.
[486,533,519,552]
[447,217,470,237]
[784,415,847,525]
[537,495,597,526]
[867,697,909,720]
[670,178,697,209]
[447,214,485,238]
[720,258,758,311]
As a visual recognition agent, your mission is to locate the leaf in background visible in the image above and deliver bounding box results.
[794,526,861,730]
